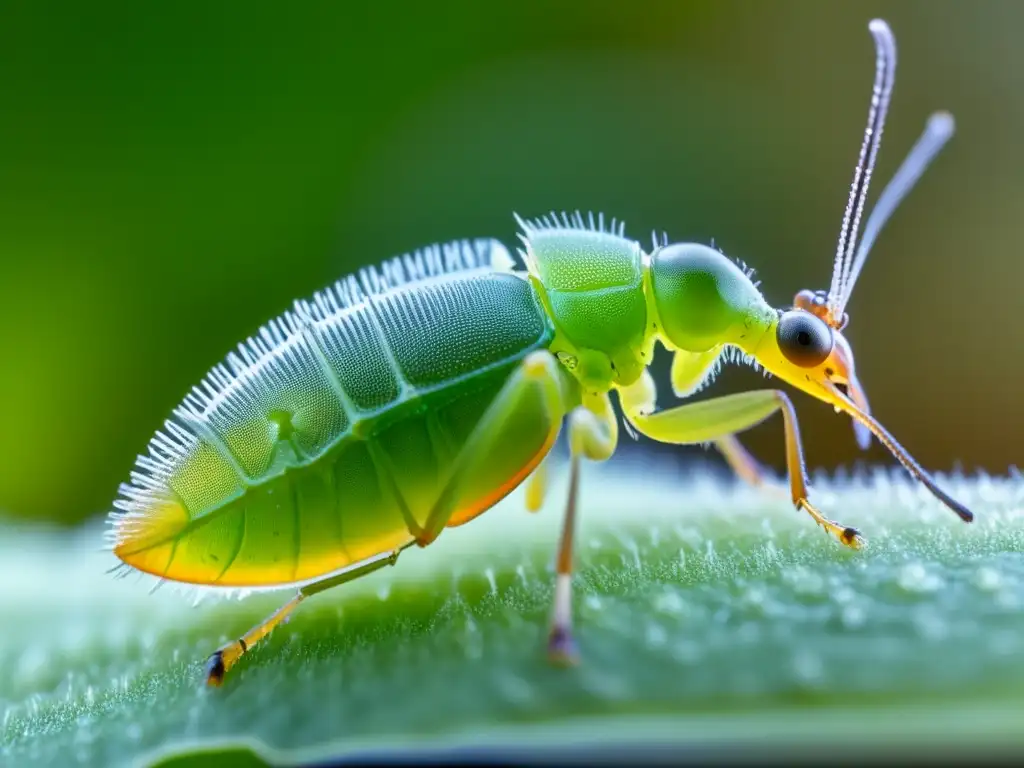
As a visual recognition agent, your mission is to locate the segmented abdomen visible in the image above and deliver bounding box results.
[110,239,555,587]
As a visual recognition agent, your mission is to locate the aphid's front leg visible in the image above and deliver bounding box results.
[548,391,618,665]
[621,386,864,549]
[205,547,404,686]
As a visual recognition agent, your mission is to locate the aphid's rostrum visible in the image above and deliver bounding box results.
[107,19,973,686]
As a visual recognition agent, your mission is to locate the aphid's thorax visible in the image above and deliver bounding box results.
[647,243,775,355]
[516,213,650,390]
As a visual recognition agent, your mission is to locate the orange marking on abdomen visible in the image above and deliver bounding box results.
[444,428,558,529]
[117,527,415,589]
[115,427,558,589]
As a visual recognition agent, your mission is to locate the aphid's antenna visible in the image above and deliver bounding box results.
[835,111,955,316]
[827,19,896,327]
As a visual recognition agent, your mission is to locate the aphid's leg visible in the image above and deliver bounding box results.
[621,387,864,549]
[712,434,788,501]
[620,366,771,486]
[525,454,549,513]
[205,548,404,687]
[714,434,765,486]
[666,350,784,494]
[548,392,618,665]
[414,350,568,548]
[669,348,723,397]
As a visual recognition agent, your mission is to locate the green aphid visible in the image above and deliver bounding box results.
[107,19,973,687]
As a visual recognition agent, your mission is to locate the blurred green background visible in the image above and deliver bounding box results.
[0,0,1020,525]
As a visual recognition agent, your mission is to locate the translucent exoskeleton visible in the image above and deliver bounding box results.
[107,18,974,686]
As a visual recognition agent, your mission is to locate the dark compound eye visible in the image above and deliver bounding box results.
[777,310,834,368]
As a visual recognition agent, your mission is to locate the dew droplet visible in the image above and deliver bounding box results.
[841,603,867,629]
[973,566,1002,592]
[644,622,668,648]
[783,565,825,597]
[792,649,824,684]
[652,589,685,616]
[897,562,943,593]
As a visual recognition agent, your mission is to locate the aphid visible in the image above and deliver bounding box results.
[107,19,973,687]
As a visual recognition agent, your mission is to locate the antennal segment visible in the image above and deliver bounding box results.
[835,112,955,317]
[827,19,897,327]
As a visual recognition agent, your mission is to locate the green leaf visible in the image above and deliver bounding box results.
[2,461,1023,767]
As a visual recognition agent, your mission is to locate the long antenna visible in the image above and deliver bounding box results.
[826,19,897,326]
[836,112,955,316]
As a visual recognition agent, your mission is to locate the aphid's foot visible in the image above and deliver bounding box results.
[814,518,866,549]
[204,639,245,687]
[799,500,865,550]
[204,651,226,687]
[839,526,866,549]
[547,625,580,667]
[819,520,865,549]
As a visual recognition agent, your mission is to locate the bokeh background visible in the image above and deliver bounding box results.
[1,0,1020,526]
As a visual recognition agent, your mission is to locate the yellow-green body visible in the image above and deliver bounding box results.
[105,20,976,691]
[110,219,776,589]
[113,241,562,586]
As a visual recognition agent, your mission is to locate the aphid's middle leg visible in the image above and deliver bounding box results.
[547,391,618,665]
[620,386,864,549]
[525,453,550,512]
[204,547,404,687]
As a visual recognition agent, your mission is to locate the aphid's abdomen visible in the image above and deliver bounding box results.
[111,242,558,588]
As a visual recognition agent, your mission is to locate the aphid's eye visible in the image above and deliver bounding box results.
[777,310,834,368]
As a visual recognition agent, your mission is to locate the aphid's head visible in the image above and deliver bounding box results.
[770,288,872,449]
[754,296,872,450]
[751,19,971,523]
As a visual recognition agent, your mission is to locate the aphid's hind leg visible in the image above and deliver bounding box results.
[207,350,570,688]
[714,434,765,486]
[413,350,568,547]
[205,548,404,687]
[713,434,787,500]
[548,392,618,665]
[620,385,864,549]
